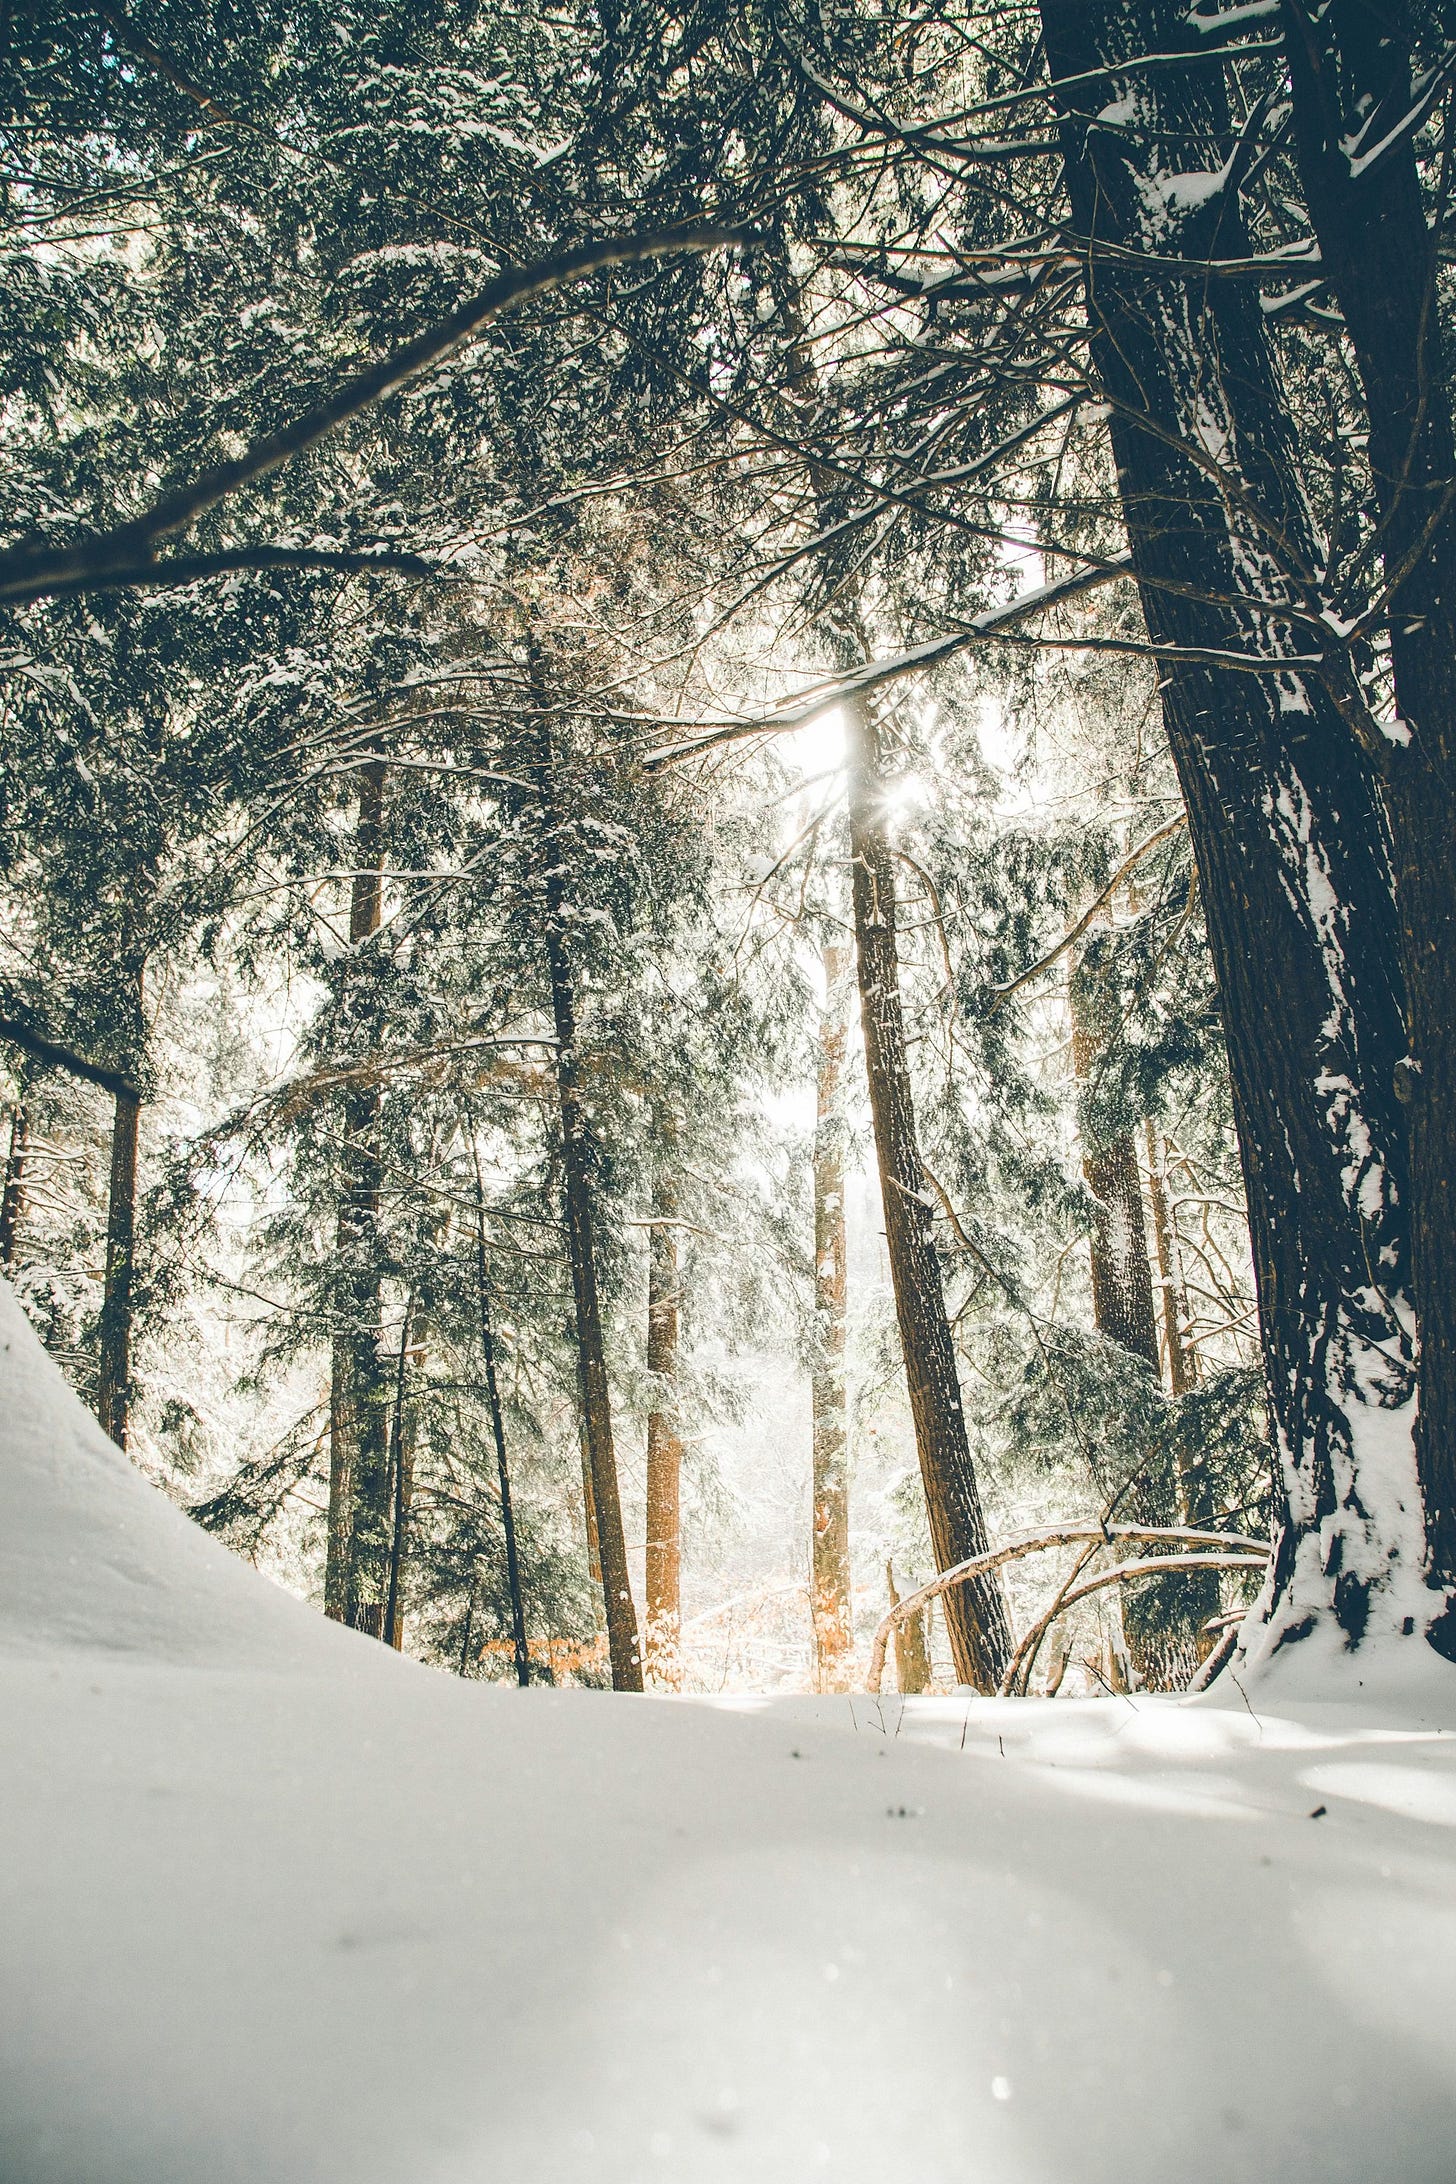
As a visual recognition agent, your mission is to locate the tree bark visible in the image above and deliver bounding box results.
[546,914,642,1690]
[847,697,1012,1690]
[1279,0,1456,1637]
[1041,0,1422,1668]
[644,1158,684,1690]
[474,1167,531,1687]
[0,1106,29,1268]
[811,943,855,1690]
[1071,953,1208,1685]
[887,1561,931,1694]
[95,1085,140,1450]
[1145,1124,1196,1400]
[326,760,389,1633]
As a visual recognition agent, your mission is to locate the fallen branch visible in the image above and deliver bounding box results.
[999,1555,1268,1698]
[863,1520,1269,1694]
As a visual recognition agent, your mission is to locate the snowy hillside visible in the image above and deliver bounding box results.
[3,1280,1455,2182]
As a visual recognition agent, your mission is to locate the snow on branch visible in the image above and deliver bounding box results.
[864,1521,1270,1695]
[0,222,748,607]
[642,557,1132,769]
[988,813,1189,1014]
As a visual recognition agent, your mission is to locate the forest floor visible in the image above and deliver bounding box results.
[3,1279,1455,2183]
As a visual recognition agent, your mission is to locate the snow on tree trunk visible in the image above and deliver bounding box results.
[847,697,1011,1691]
[1280,0,1456,1646]
[811,943,854,1691]
[1042,0,1429,1674]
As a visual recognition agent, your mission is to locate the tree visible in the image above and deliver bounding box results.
[1040,0,1426,1668]
[810,942,854,1690]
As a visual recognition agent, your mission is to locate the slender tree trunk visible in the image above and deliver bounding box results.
[473,1163,531,1688]
[847,697,1011,1691]
[1070,968,1161,1369]
[1280,0,1456,1640]
[95,1084,140,1450]
[383,1300,414,1652]
[1071,954,1207,1685]
[644,1157,684,1690]
[546,916,642,1690]
[0,1105,29,1268]
[1041,0,1422,1670]
[1145,1124,1196,1400]
[811,943,855,1690]
[326,760,389,1634]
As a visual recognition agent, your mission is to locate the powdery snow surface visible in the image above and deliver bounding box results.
[3,1285,1456,2182]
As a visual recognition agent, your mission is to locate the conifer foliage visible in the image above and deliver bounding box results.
[5,0,1456,1691]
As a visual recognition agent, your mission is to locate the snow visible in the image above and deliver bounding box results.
[4,1280,1456,2181]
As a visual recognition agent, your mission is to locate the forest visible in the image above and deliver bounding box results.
[4,4,1456,2179]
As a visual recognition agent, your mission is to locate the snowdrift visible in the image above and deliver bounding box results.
[3,1279,1456,2182]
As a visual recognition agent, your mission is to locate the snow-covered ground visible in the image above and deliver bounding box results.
[3,1280,1455,2182]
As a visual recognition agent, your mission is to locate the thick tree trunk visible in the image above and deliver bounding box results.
[326,761,389,1633]
[811,943,855,1690]
[0,1105,29,1267]
[95,1085,140,1450]
[1280,0,1456,1638]
[1041,0,1423,1670]
[644,1160,683,1690]
[847,698,1011,1690]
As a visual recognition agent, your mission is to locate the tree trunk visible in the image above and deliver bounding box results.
[811,943,855,1690]
[383,1302,415,1653]
[1145,1124,1196,1400]
[546,915,642,1691]
[1071,954,1208,1684]
[1280,0,1456,1640]
[887,1561,931,1695]
[0,1105,29,1268]
[847,697,1011,1691]
[474,1162,531,1687]
[1041,0,1422,1670]
[326,760,389,1633]
[644,1158,684,1690]
[95,1085,140,1450]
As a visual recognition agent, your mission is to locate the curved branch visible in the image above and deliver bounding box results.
[863,1520,1269,1693]
[987,813,1188,1014]
[997,1555,1269,1698]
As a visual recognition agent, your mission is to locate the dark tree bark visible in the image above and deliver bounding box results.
[95,1085,140,1450]
[1279,0,1456,1637]
[0,1106,29,1268]
[325,761,390,1634]
[847,698,1012,1691]
[644,1157,683,1690]
[811,943,854,1690]
[383,1302,415,1652]
[1041,0,1423,1668]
